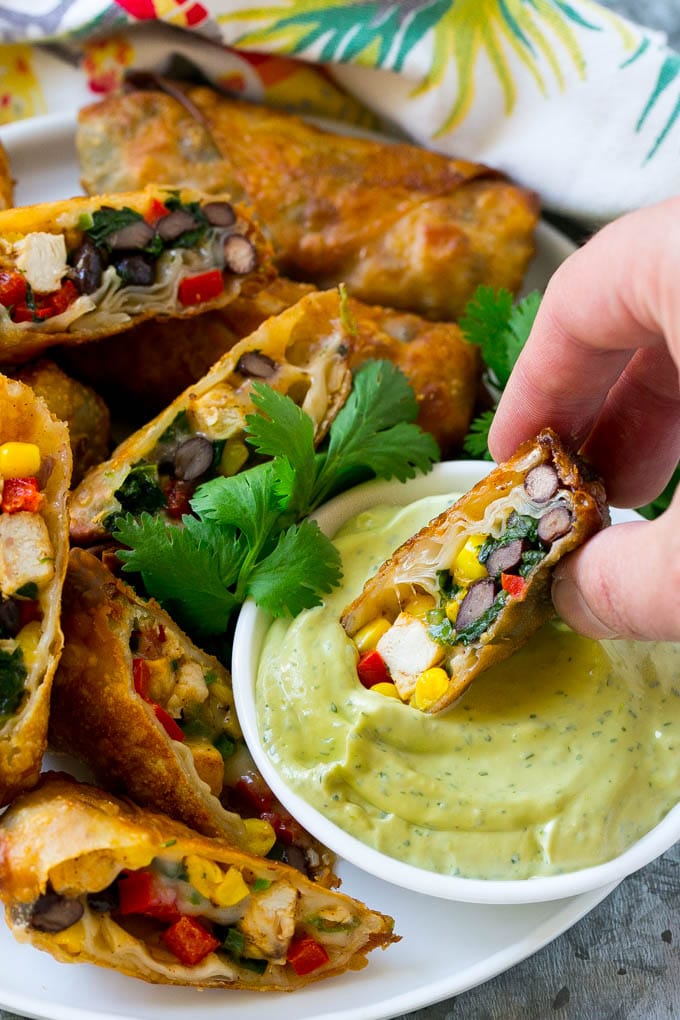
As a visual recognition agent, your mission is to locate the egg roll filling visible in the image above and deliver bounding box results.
[0,441,52,726]
[0,195,257,334]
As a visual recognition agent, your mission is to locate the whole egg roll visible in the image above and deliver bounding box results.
[49,549,335,885]
[69,288,353,545]
[0,374,71,805]
[342,429,609,713]
[77,83,539,320]
[0,773,397,989]
[0,185,274,363]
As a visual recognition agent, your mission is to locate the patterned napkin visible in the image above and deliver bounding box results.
[0,1,678,222]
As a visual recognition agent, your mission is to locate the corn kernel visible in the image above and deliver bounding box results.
[243,817,276,856]
[413,667,449,711]
[213,866,250,907]
[403,594,436,618]
[218,438,249,477]
[16,621,42,670]
[184,854,224,898]
[0,442,41,479]
[452,535,488,585]
[354,618,391,653]
[371,681,401,699]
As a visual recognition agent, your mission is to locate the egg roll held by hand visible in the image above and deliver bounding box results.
[0,375,71,805]
[342,430,609,714]
[0,186,273,363]
[49,549,335,885]
[0,774,397,989]
[77,82,539,320]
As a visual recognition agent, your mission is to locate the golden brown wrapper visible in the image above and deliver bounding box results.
[342,429,610,713]
[77,85,539,320]
[0,375,71,805]
[0,773,398,990]
[0,140,14,210]
[69,288,354,544]
[0,185,274,364]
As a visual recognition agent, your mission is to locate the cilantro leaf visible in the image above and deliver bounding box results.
[245,385,317,515]
[462,411,495,460]
[113,513,244,634]
[460,287,540,388]
[245,520,342,617]
[191,463,282,558]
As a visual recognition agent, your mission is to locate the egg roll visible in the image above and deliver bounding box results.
[69,288,353,545]
[0,186,274,363]
[342,429,609,713]
[77,83,539,320]
[0,773,397,989]
[0,374,71,805]
[49,549,335,885]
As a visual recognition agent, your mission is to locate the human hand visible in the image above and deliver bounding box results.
[489,198,680,641]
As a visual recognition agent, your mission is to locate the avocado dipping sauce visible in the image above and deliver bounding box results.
[256,495,680,881]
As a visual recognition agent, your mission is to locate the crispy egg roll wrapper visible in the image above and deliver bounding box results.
[0,375,71,804]
[0,140,13,210]
[69,289,353,544]
[0,185,274,364]
[342,429,609,713]
[77,86,539,320]
[0,774,398,989]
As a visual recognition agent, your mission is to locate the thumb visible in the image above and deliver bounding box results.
[551,503,680,642]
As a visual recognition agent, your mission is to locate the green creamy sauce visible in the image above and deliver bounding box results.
[256,495,680,880]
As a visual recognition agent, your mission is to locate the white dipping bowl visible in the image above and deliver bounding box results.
[233,461,680,904]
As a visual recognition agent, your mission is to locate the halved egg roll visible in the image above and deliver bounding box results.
[77,82,539,320]
[342,429,609,713]
[69,288,353,544]
[0,773,397,989]
[49,549,335,885]
[0,374,71,805]
[0,185,273,363]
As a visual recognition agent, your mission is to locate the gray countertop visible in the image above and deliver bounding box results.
[2,3,679,1020]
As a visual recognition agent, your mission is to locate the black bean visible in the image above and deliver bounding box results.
[524,463,559,503]
[111,252,156,287]
[236,351,277,378]
[69,238,104,294]
[223,234,257,274]
[281,844,308,876]
[87,884,119,914]
[29,893,84,933]
[456,579,496,631]
[202,201,236,228]
[107,220,155,251]
[537,504,573,544]
[0,597,22,639]
[485,538,525,578]
[173,435,215,481]
[156,208,198,242]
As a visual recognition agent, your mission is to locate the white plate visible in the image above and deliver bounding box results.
[0,110,607,1020]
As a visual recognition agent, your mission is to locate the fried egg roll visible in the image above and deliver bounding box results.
[77,84,539,320]
[0,773,397,989]
[342,429,609,713]
[0,374,71,805]
[0,186,273,363]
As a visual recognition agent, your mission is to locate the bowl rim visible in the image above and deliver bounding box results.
[232,460,680,904]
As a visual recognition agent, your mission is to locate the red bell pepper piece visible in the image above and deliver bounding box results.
[501,573,527,598]
[178,269,224,306]
[1,477,42,513]
[0,271,27,307]
[18,600,42,628]
[133,657,185,742]
[11,279,79,323]
[286,935,329,976]
[153,703,186,742]
[145,197,170,224]
[357,650,390,689]
[161,915,219,966]
[233,772,274,815]
[261,808,306,847]
[165,478,195,519]
[117,870,181,923]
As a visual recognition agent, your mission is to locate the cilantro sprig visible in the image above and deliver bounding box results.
[113,361,439,637]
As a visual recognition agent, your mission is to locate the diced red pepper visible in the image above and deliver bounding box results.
[133,657,185,742]
[117,869,181,923]
[1,477,42,513]
[178,269,224,306]
[233,772,274,815]
[11,279,79,323]
[0,271,27,307]
[161,915,219,967]
[501,573,527,598]
[145,198,170,224]
[153,703,186,742]
[261,808,306,847]
[286,935,329,976]
[18,600,42,628]
[165,478,194,519]
[357,650,390,689]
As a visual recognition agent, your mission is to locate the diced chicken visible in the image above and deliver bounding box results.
[14,232,67,294]
[188,740,225,796]
[145,656,175,705]
[239,880,298,963]
[376,612,444,700]
[0,511,54,595]
[166,660,210,717]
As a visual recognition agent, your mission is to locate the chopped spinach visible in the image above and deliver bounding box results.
[214,733,236,760]
[15,582,38,599]
[113,463,165,517]
[87,206,144,248]
[158,410,191,447]
[164,197,209,248]
[0,647,27,719]
[426,608,456,646]
[519,549,545,577]
[454,592,508,645]
[437,570,460,600]
[478,513,539,565]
